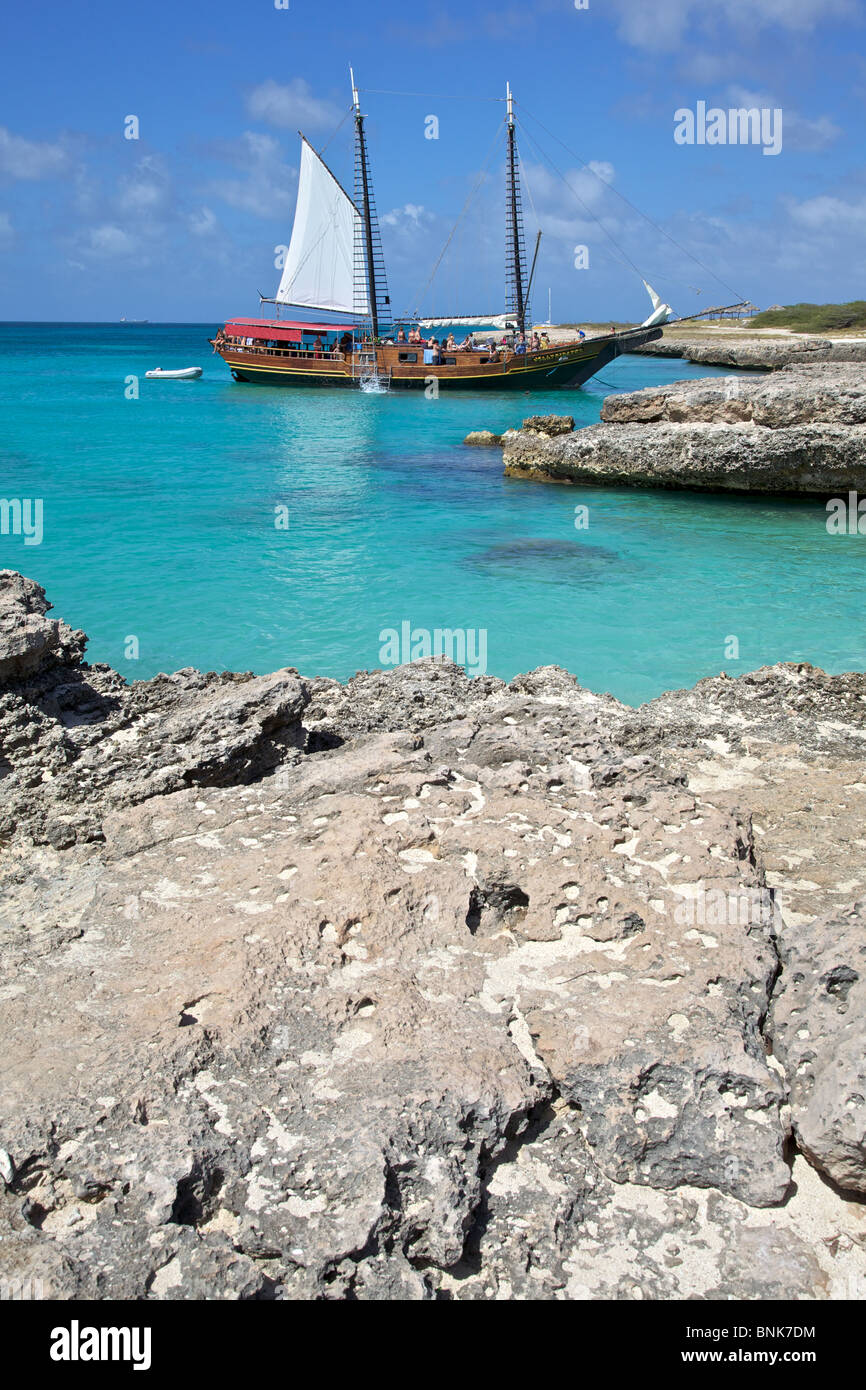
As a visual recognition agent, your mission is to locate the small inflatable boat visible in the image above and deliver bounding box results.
[144,366,203,380]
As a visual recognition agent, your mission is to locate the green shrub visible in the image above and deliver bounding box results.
[750,301,866,332]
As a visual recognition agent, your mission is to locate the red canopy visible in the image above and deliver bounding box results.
[224,318,358,342]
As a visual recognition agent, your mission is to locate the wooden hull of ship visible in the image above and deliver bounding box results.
[218,326,663,391]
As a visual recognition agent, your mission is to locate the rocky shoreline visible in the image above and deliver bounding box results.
[628,334,866,371]
[501,365,866,494]
[1,571,864,1300]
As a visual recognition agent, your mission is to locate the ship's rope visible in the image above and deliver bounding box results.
[319,107,353,157]
[515,103,748,305]
[360,89,504,102]
[514,117,649,285]
[409,124,506,319]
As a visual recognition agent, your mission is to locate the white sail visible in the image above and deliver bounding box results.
[640,279,673,328]
[275,138,368,316]
[419,314,513,330]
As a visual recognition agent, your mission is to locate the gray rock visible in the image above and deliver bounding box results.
[2,577,865,1300]
[629,337,866,370]
[463,431,502,446]
[769,900,866,1194]
[601,365,866,428]
[0,570,85,682]
[503,365,866,494]
[521,415,575,436]
[0,572,307,846]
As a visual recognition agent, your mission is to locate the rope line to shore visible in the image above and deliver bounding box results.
[516,103,749,306]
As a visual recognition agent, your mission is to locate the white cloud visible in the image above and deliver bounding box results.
[382,203,431,228]
[608,0,857,52]
[725,87,841,151]
[0,211,13,246]
[517,160,621,246]
[206,133,298,217]
[0,127,70,180]
[188,206,218,237]
[785,192,866,230]
[117,155,171,214]
[87,224,137,256]
[529,160,616,212]
[246,78,343,131]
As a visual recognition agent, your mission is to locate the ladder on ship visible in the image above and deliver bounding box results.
[352,354,391,391]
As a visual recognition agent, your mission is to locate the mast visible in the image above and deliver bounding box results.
[505,83,530,336]
[351,68,390,339]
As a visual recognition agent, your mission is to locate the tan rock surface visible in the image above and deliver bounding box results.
[1,575,864,1299]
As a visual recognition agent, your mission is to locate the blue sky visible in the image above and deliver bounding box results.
[1,0,863,322]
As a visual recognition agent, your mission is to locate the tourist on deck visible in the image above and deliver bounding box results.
[397,327,407,343]
[445,333,456,350]
[515,334,527,356]
[313,335,324,358]
[408,325,421,344]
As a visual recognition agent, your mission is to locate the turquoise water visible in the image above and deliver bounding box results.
[1,322,863,705]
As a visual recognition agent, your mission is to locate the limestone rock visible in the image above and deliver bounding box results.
[0,570,85,682]
[521,414,574,436]
[503,366,866,494]
[630,337,866,370]
[2,576,865,1299]
[769,900,866,1194]
[463,431,502,446]
[0,572,307,847]
[601,364,866,428]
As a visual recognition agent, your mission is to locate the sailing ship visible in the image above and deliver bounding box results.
[211,74,667,390]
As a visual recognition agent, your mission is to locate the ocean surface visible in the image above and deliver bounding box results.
[1,322,862,706]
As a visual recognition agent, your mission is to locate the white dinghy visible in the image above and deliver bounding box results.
[145,366,203,380]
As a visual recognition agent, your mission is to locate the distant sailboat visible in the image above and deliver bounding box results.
[211,73,667,390]
[120,316,149,324]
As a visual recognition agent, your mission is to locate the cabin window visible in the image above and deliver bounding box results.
[398,352,418,363]
[444,356,457,365]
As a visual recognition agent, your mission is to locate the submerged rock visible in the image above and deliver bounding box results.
[1,573,864,1300]
[503,365,866,494]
